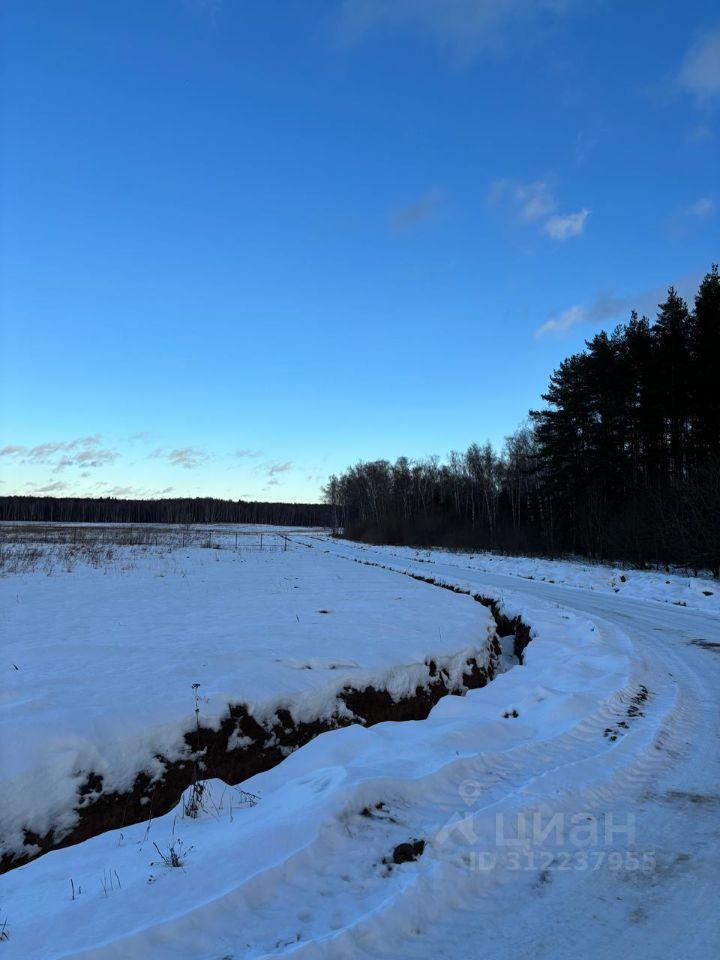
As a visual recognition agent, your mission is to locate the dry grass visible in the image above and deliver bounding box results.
[0,524,292,576]
[0,541,145,576]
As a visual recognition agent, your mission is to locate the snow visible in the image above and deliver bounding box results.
[2,534,719,959]
[312,538,720,615]
[0,537,494,863]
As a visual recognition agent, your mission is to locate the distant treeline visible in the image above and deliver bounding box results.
[325,266,720,574]
[0,496,332,527]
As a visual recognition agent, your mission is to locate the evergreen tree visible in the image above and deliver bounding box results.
[653,288,692,487]
[690,265,720,464]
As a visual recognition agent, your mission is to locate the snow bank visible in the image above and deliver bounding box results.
[0,542,495,865]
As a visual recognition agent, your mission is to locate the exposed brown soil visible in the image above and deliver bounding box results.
[1,647,500,874]
[388,839,425,864]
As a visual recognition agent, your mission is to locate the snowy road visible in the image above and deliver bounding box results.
[3,538,719,959]
[305,538,720,959]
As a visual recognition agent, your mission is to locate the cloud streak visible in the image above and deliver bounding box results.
[336,0,573,63]
[33,481,68,493]
[151,447,209,469]
[543,208,590,240]
[0,436,118,472]
[535,292,639,339]
[267,461,293,476]
[234,448,262,459]
[686,197,714,218]
[535,272,704,340]
[2,432,299,497]
[667,197,715,235]
[679,25,720,103]
[392,189,442,231]
[490,178,589,241]
[490,179,556,222]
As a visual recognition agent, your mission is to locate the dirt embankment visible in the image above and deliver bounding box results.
[2,646,503,874]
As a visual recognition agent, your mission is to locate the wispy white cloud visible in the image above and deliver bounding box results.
[392,188,443,231]
[336,0,573,63]
[267,461,293,477]
[536,289,642,339]
[490,179,556,222]
[103,485,138,497]
[32,480,68,493]
[543,207,590,240]
[686,197,714,218]
[234,448,262,459]
[91,482,177,498]
[679,25,720,103]
[535,272,704,340]
[490,179,589,241]
[257,460,295,491]
[55,447,118,472]
[667,197,715,235]
[0,436,118,472]
[535,304,588,338]
[513,181,557,222]
[151,447,209,470]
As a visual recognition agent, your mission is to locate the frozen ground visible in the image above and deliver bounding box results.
[0,537,494,864]
[2,534,719,959]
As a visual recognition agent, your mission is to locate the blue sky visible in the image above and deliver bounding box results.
[1,0,718,502]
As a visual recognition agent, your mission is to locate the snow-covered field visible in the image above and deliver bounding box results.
[0,535,495,867]
[2,532,719,959]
